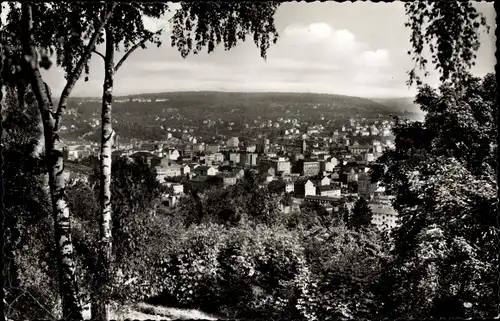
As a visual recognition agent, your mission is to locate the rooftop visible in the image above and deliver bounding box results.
[369,203,398,215]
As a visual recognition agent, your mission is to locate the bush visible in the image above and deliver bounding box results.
[110,211,186,304]
[300,225,390,320]
[6,216,61,320]
[154,223,228,310]
[151,223,317,320]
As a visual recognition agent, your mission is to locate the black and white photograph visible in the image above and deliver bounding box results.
[0,1,497,320]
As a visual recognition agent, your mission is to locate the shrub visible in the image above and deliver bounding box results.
[151,223,316,320]
[300,225,390,320]
[110,211,186,304]
[155,223,228,310]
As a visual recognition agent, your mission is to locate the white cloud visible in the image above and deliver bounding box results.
[142,1,181,34]
[142,16,169,33]
[282,23,363,58]
[355,49,390,68]
[284,22,332,40]
[330,29,359,53]
[43,18,405,98]
[278,23,396,70]
[109,21,398,96]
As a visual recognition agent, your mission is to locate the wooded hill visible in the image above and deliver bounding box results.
[59,91,412,141]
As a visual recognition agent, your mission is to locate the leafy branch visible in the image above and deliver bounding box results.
[404,1,489,87]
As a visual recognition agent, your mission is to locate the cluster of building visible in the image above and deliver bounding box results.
[115,135,398,229]
[63,118,400,230]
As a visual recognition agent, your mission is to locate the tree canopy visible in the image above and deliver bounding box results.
[349,198,373,230]
[170,1,280,59]
[373,73,498,318]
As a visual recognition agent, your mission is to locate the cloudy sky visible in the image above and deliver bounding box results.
[3,1,496,98]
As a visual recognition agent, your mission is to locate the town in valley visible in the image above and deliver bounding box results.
[61,92,410,231]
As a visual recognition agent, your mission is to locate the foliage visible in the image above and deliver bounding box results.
[152,223,314,320]
[96,157,173,305]
[2,3,103,85]
[129,221,391,321]
[268,179,285,194]
[1,86,41,152]
[175,172,282,227]
[2,85,59,319]
[110,211,184,305]
[104,157,165,262]
[291,203,326,230]
[106,3,167,56]
[414,73,497,176]
[373,73,498,319]
[405,1,490,85]
[170,1,280,59]
[301,225,390,320]
[281,192,293,207]
[7,216,60,320]
[65,157,172,306]
[349,197,373,230]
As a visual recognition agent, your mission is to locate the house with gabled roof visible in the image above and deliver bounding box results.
[294,179,316,197]
[194,165,218,176]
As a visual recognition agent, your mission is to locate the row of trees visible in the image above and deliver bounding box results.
[0,1,495,320]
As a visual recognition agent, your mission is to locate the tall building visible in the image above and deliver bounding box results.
[263,137,270,153]
[240,152,258,167]
[259,157,291,175]
[358,172,375,199]
[302,139,307,154]
[229,152,240,164]
[301,160,320,177]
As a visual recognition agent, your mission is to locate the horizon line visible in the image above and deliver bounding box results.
[67,90,416,100]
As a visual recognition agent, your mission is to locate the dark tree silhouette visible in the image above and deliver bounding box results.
[268,179,286,194]
[349,198,373,230]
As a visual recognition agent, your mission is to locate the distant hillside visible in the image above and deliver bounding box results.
[60,91,409,141]
[370,97,422,112]
[69,91,397,116]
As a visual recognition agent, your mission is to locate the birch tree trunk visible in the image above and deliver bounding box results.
[33,116,45,157]
[20,4,84,320]
[93,25,115,321]
[54,4,117,131]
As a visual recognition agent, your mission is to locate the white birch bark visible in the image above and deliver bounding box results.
[20,5,83,319]
[93,25,115,321]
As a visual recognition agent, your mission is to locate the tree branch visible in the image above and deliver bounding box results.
[92,50,105,60]
[54,2,118,131]
[114,29,162,73]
